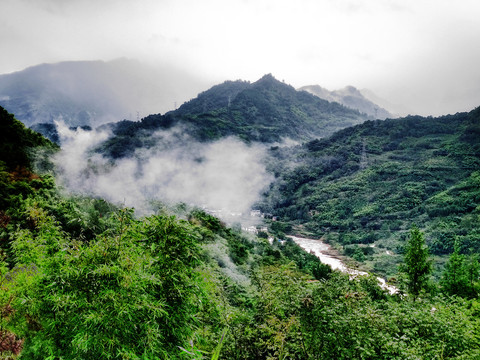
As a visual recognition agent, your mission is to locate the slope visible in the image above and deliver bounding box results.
[99,74,369,158]
[261,107,480,277]
[0,106,56,171]
[299,84,393,119]
[0,59,208,129]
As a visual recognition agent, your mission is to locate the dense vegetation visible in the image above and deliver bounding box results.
[97,75,368,158]
[260,107,480,278]
[1,102,480,359]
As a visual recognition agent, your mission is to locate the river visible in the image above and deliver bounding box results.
[288,235,398,294]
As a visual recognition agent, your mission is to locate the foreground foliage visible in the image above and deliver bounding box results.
[2,183,480,359]
[6,208,203,359]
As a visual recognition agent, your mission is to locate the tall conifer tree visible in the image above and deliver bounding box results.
[402,226,432,300]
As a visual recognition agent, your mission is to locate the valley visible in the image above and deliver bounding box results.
[0,66,479,358]
[2,0,480,356]
[289,235,399,294]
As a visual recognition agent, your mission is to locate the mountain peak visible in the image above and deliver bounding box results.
[252,74,296,94]
[299,84,393,119]
[337,85,361,96]
[259,73,275,80]
[254,73,280,85]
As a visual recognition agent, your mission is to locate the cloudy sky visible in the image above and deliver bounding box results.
[1,0,479,116]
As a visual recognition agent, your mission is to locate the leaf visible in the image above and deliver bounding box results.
[211,328,228,360]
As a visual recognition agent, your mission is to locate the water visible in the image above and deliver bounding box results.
[289,236,398,294]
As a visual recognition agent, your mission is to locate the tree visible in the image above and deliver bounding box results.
[464,254,480,295]
[9,210,203,359]
[441,242,479,298]
[401,226,432,300]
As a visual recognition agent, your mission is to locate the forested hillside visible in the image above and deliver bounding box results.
[261,107,480,278]
[97,74,369,159]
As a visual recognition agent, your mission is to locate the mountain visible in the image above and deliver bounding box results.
[99,74,370,158]
[360,88,413,117]
[299,84,393,119]
[172,74,370,141]
[0,58,209,129]
[260,106,480,277]
[171,79,252,116]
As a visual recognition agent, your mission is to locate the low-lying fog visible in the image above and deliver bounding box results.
[52,121,274,218]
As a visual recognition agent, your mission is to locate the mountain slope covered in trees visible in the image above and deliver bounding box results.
[261,107,480,277]
[98,74,369,158]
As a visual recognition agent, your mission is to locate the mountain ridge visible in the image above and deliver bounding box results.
[0,59,209,128]
[299,84,393,119]
[98,74,370,158]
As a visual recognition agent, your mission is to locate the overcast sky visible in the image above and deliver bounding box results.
[1,0,479,116]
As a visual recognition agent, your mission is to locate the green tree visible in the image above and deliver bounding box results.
[8,209,203,359]
[464,254,480,294]
[401,226,432,300]
[441,243,479,298]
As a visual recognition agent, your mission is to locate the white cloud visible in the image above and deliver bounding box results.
[53,123,273,217]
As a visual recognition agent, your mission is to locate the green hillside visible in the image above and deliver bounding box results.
[1,107,480,358]
[98,74,368,158]
[0,106,56,171]
[261,107,480,277]
[0,106,57,213]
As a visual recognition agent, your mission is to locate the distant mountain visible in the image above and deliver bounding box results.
[0,58,209,129]
[299,84,393,119]
[98,74,370,158]
[360,88,413,117]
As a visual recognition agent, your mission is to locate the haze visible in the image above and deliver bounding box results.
[53,121,273,217]
[1,0,480,116]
